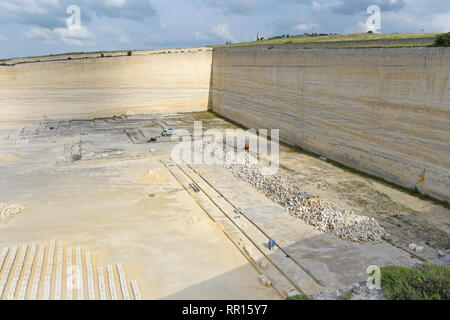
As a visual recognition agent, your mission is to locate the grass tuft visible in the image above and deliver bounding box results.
[381,264,450,300]
[342,290,353,300]
[286,294,310,300]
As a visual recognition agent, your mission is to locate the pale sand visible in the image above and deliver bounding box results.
[0,120,280,300]
[0,152,21,164]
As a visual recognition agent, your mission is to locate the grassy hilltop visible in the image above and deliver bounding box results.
[214,32,439,48]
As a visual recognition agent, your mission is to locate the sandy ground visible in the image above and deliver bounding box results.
[0,111,448,299]
[0,115,279,300]
[277,147,449,257]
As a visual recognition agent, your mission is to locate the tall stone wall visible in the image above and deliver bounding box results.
[210,47,450,201]
[0,48,212,121]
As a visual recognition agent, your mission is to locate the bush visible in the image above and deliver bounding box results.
[100,52,104,57]
[127,50,132,56]
[343,290,352,300]
[434,32,450,47]
[381,264,450,300]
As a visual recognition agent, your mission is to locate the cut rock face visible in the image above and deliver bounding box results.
[194,142,387,243]
[0,203,27,224]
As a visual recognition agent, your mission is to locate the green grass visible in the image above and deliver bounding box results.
[293,43,434,49]
[381,264,450,300]
[286,294,310,300]
[214,32,438,48]
[434,32,450,47]
[342,290,353,300]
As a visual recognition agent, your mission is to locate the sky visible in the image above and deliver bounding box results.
[0,0,449,59]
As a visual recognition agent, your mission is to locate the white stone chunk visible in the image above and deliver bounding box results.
[66,247,73,300]
[18,243,37,300]
[54,242,64,300]
[97,267,107,300]
[85,252,95,300]
[116,263,130,300]
[29,244,45,300]
[0,247,9,272]
[75,246,84,300]
[7,244,28,299]
[0,246,18,299]
[130,280,142,300]
[107,265,118,300]
[43,240,56,300]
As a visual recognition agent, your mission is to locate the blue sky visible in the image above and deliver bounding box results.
[0,0,449,59]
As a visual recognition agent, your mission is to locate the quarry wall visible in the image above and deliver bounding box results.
[1,45,449,201]
[209,47,450,201]
[0,48,212,121]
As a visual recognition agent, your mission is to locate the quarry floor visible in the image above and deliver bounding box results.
[0,111,448,300]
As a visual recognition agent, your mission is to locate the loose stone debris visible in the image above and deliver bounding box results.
[433,250,450,266]
[1,139,30,145]
[258,274,272,287]
[0,203,26,224]
[194,142,387,242]
[311,281,386,300]
[408,243,424,253]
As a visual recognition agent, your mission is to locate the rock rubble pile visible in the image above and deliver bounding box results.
[311,281,386,300]
[195,142,387,242]
[0,203,26,224]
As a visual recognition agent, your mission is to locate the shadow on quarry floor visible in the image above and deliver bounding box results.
[161,230,418,300]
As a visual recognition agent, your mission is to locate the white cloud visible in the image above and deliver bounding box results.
[293,23,319,32]
[103,0,128,7]
[53,25,94,46]
[23,24,94,46]
[98,24,130,44]
[354,22,370,33]
[428,13,450,31]
[23,26,52,40]
[0,35,8,41]
[213,23,234,41]
[205,0,257,15]
[1,0,449,59]
[195,31,209,41]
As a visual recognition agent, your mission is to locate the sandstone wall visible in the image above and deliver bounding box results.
[0,48,212,121]
[210,47,450,201]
